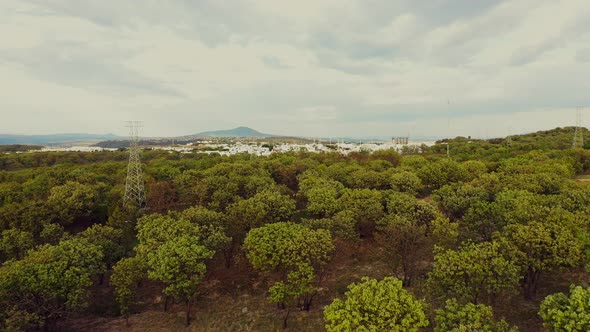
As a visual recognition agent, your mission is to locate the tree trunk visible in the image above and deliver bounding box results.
[282,308,291,329]
[164,296,169,312]
[402,274,412,287]
[223,247,234,268]
[523,269,540,300]
[186,301,192,326]
[99,273,105,285]
[303,293,315,311]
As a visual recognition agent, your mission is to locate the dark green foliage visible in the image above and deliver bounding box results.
[0,238,104,330]
[0,229,34,261]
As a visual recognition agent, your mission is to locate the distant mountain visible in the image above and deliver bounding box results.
[0,133,121,145]
[192,127,275,138]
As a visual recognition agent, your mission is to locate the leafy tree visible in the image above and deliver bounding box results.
[3,306,42,332]
[496,216,585,300]
[324,277,428,332]
[385,192,440,223]
[39,223,66,245]
[136,213,203,255]
[0,238,104,330]
[110,256,147,325]
[0,229,34,261]
[371,149,402,167]
[226,190,295,266]
[431,217,459,250]
[418,158,469,191]
[244,222,334,326]
[462,160,488,181]
[348,169,388,190]
[435,299,518,332]
[433,182,490,220]
[493,190,550,225]
[301,210,358,242]
[389,171,424,196]
[46,181,98,225]
[428,241,519,304]
[180,206,232,253]
[227,189,295,230]
[79,224,125,284]
[375,215,431,286]
[539,285,590,331]
[401,155,428,170]
[186,162,276,211]
[462,201,505,242]
[135,211,224,319]
[338,189,384,237]
[0,182,23,206]
[305,184,343,218]
[0,200,50,236]
[147,235,214,326]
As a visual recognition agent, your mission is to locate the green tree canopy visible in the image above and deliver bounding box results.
[338,189,384,237]
[0,229,34,261]
[110,256,147,323]
[0,238,104,330]
[495,214,585,299]
[539,285,590,331]
[428,241,519,304]
[324,277,429,332]
[435,299,518,332]
[433,182,490,220]
[375,214,431,287]
[389,171,424,196]
[244,222,334,325]
[46,181,99,225]
[79,224,125,283]
[147,235,214,325]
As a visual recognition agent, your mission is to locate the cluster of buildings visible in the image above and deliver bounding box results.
[184,141,420,156]
[21,139,430,156]
[36,146,118,153]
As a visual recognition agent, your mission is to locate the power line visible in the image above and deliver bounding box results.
[124,121,146,209]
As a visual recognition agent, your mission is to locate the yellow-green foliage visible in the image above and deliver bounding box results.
[324,277,428,332]
[539,285,590,331]
[435,299,517,332]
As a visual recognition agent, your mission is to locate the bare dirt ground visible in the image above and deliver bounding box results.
[66,240,587,332]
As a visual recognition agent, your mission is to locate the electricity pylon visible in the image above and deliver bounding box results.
[124,121,146,208]
[573,108,584,149]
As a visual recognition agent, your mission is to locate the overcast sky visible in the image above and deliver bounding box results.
[1,0,590,138]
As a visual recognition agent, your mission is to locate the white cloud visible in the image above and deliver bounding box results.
[0,0,589,138]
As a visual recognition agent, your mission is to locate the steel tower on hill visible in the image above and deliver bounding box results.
[573,108,584,149]
[123,121,146,208]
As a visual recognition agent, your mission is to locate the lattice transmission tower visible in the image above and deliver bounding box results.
[573,108,584,149]
[124,121,146,208]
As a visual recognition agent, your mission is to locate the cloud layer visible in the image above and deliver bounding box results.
[1,0,589,138]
